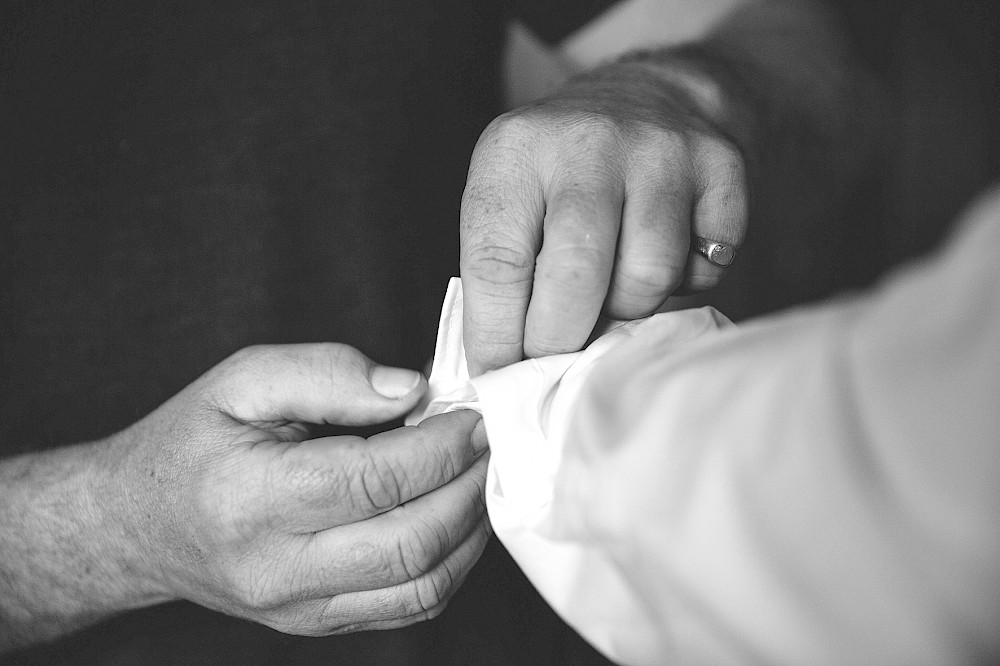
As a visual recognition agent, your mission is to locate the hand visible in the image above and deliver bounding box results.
[107,343,490,635]
[460,63,748,374]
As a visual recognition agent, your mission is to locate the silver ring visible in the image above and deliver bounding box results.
[693,237,736,267]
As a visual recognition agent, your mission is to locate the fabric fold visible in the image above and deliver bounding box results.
[408,277,734,664]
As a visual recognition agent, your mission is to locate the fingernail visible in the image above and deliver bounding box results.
[471,418,489,454]
[370,366,422,399]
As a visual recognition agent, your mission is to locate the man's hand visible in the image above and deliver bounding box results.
[1,343,490,649]
[461,64,748,375]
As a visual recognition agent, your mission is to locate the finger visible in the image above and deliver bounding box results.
[292,451,488,597]
[325,515,493,633]
[257,410,486,531]
[686,141,748,291]
[460,116,545,376]
[604,163,694,319]
[523,166,624,358]
[211,343,426,426]
[270,515,492,636]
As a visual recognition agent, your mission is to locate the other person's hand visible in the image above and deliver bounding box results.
[107,343,490,635]
[461,64,748,374]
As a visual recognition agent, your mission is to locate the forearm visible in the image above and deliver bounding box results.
[0,437,169,651]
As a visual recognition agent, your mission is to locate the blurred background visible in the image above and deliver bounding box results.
[2,0,998,663]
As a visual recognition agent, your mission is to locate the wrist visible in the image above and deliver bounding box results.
[91,432,178,604]
[0,438,173,650]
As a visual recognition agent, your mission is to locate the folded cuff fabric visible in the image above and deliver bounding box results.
[407,278,738,664]
[408,184,1000,666]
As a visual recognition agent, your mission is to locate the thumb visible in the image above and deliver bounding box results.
[210,343,426,426]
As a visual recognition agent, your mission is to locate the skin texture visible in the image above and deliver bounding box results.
[461,64,747,371]
[461,0,885,376]
[0,344,490,652]
[2,0,889,652]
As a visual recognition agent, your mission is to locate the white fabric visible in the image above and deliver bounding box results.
[408,280,739,664]
[410,185,1000,665]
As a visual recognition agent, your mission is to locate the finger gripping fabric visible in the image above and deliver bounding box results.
[407,278,734,664]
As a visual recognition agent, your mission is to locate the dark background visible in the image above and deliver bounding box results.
[2,0,998,663]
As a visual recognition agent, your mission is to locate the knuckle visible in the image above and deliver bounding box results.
[207,344,270,397]
[279,441,344,496]
[464,149,540,215]
[524,335,582,359]
[694,139,749,245]
[455,472,488,524]
[414,417,464,479]
[272,439,379,520]
[571,112,626,146]
[460,234,536,286]
[479,111,541,146]
[616,260,682,301]
[524,310,593,355]
[697,138,746,184]
[536,242,610,281]
[412,561,456,613]
[644,127,694,160]
[557,116,630,176]
[350,448,404,514]
[553,164,624,198]
[397,572,447,617]
[339,538,396,582]
[382,580,423,620]
[496,109,630,173]
[236,343,283,371]
[460,179,538,242]
[468,468,489,514]
[394,518,451,581]
[315,341,356,369]
[630,160,689,194]
[620,120,681,160]
[637,137,698,188]
[467,115,543,185]
[313,342,366,386]
[422,600,450,622]
[224,344,268,368]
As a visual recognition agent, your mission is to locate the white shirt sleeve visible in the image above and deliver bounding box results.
[551,186,1000,664]
[414,186,1000,665]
